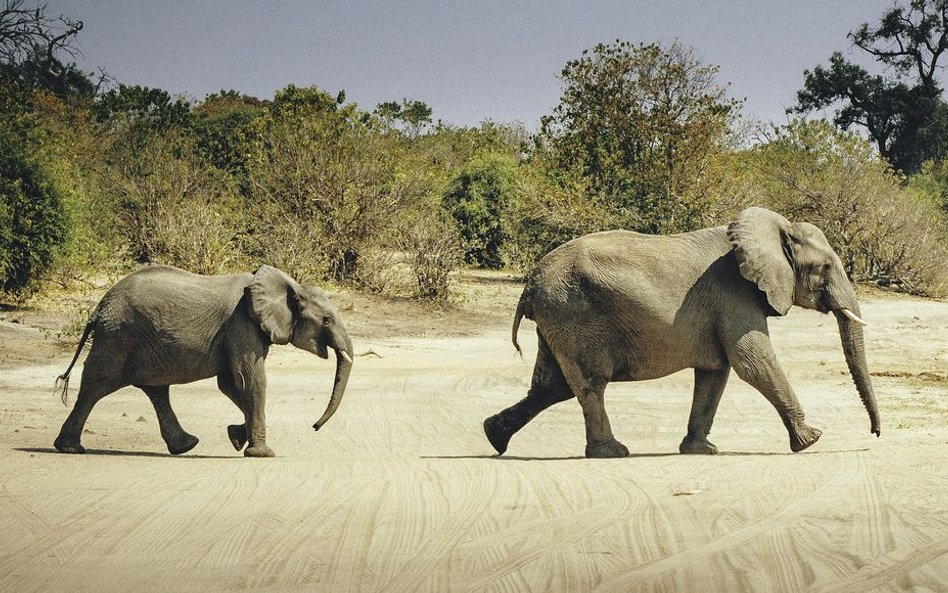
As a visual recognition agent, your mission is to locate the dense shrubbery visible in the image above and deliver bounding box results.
[2,2,947,300]
[0,135,68,293]
[725,120,948,294]
[443,153,517,269]
[0,76,68,294]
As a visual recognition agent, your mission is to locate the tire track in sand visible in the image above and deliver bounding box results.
[0,477,52,535]
[374,464,496,593]
[808,537,948,593]
[590,450,868,593]
[804,461,947,593]
[463,462,646,592]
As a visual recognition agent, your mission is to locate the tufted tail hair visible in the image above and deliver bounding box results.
[55,317,96,405]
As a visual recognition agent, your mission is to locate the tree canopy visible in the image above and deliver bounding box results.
[793,0,948,173]
[1,2,946,300]
[539,40,741,233]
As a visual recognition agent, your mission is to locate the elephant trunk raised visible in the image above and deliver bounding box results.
[826,265,881,437]
[313,331,353,431]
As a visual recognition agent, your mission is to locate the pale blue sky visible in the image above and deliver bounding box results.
[47,1,898,128]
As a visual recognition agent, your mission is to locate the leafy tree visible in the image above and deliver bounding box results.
[539,40,740,234]
[792,0,948,173]
[246,85,427,282]
[502,156,616,271]
[27,88,122,280]
[269,84,347,120]
[93,84,193,131]
[192,90,267,176]
[375,98,433,137]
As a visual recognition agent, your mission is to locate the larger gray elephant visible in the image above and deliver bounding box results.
[484,207,880,458]
[54,264,353,457]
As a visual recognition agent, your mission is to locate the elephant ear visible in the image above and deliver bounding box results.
[247,265,300,345]
[727,207,795,316]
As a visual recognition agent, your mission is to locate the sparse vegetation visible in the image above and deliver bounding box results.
[1,0,946,305]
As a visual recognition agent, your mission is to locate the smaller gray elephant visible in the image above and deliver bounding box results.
[54,264,354,457]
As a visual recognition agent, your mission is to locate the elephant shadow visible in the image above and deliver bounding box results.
[425,448,868,461]
[16,447,236,459]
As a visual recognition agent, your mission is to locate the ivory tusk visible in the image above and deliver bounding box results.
[340,350,353,364]
[840,308,867,326]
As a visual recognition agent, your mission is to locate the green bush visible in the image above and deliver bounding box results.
[396,213,463,301]
[443,153,517,268]
[0,80,68,294]
[502,161,618,271]
[0,150,68,294]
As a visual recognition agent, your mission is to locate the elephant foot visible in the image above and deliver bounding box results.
[167,433,200,455]
[585,438,630,459]
[244,444,275,458]
[483,413,513,455]
[53,435,85,454]
[227,424,247,451]
[790,424,822,452]
[679,435,719,455]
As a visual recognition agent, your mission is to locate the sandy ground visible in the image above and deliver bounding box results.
[1,275,946,592]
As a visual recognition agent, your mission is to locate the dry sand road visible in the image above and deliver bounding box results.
[1,286,946,592]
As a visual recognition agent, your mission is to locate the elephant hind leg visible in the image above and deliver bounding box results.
[141,385,199,455]
[554,350,628,459]
[484,329,574,455]
[54,364,125,454]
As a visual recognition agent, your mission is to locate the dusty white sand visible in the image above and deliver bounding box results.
[1,295,946,592]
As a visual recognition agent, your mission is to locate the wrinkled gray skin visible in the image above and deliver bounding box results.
[484,207,880,458]
[54,264,353,457]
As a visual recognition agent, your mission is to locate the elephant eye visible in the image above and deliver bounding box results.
[322,315,332,326]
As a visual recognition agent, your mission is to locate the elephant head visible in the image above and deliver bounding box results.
[727,207,880,437]
[247,265,354,431]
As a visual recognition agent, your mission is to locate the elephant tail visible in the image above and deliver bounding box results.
[55,316,96,405]
[512,285,534,357]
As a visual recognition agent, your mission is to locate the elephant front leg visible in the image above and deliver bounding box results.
[680,367,729,455]
[216,374,248,451]
[243,406,274,458]
[728,331,822,452]
[234,360,275,458]
[142,385,200,455]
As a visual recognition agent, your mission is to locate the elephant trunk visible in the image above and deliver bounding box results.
[312,333,353,431]
[833,307,881,437]
[825,261,880,437]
